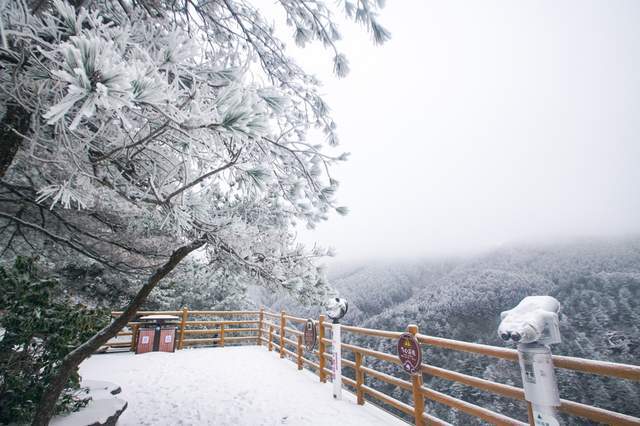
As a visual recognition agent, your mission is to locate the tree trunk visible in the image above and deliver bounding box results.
[31,238,206,426]
[0,102,30,179]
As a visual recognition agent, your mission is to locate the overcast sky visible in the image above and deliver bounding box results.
[286,1,640,263]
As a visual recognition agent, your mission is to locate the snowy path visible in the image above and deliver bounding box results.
[80,346,407,426]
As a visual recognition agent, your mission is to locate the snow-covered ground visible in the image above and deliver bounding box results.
[80,346,407,425]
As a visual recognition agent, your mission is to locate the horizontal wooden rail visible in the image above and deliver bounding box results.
[361,366,412,390]
[423,413,453,426]
[282,347,297,359]
[362,384,414,416]
[101,342,131,348]
[181,336,256,345]
[282,336,297,347]
[321,368,357,388]
[422,363,524,401]
[420,386,527,426]
[284,326,303,336]
[416,333,640,382]
[337,324,404,340]
[181,328,258,335]
[283,314,307,323]
[559,399,640,426]
[342,358,356,369]
[112,310,181,316]
[185,320,258,326]
[302,357,320,370]
[187,310,260,316]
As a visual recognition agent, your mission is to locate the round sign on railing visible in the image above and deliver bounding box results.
[397,333,422,374]
[304,319,317,352]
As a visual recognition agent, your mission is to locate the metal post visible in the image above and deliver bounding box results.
[332,321,342,399]
[517,343,560,426]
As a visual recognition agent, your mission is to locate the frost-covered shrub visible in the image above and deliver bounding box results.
[0,257,109,424]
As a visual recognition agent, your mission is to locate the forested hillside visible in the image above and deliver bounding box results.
[269,238,640,424]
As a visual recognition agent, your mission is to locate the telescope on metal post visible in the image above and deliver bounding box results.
[498,296,562,426]
[326,297,348,400]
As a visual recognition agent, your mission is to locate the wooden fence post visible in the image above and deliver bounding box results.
[280,310,286,359]
[178,306,188,350]
[355,351,364,405]
[220,323,225,347]
[297,335,303,370]
[268,325,274,351]
[527,402,535,426]
[408,324,425,426]
[257,308,264,346]
[130,323,138,352]
[318,315,326,382]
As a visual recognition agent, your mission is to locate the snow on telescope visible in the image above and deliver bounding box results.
[498,296,561,345]
[325,297,348,323]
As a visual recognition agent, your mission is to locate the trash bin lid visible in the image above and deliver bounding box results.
[139,315,180,321]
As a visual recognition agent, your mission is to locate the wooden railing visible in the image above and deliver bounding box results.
[107,308,640,426]
[106,308,261,351]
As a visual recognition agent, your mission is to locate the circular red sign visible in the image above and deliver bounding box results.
[304,319,317,352]
[397,333,422,374]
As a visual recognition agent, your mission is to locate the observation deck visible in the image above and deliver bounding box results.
[99,308,640,425]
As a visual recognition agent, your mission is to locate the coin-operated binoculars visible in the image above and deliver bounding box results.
[499,296,562,426]
[325,297,348,400]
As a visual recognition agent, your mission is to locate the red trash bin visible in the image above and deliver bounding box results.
[135,315,179,354]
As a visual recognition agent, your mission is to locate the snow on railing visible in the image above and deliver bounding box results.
[108,308,640,426]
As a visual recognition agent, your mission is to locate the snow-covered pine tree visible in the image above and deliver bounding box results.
[0,0,389,424]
